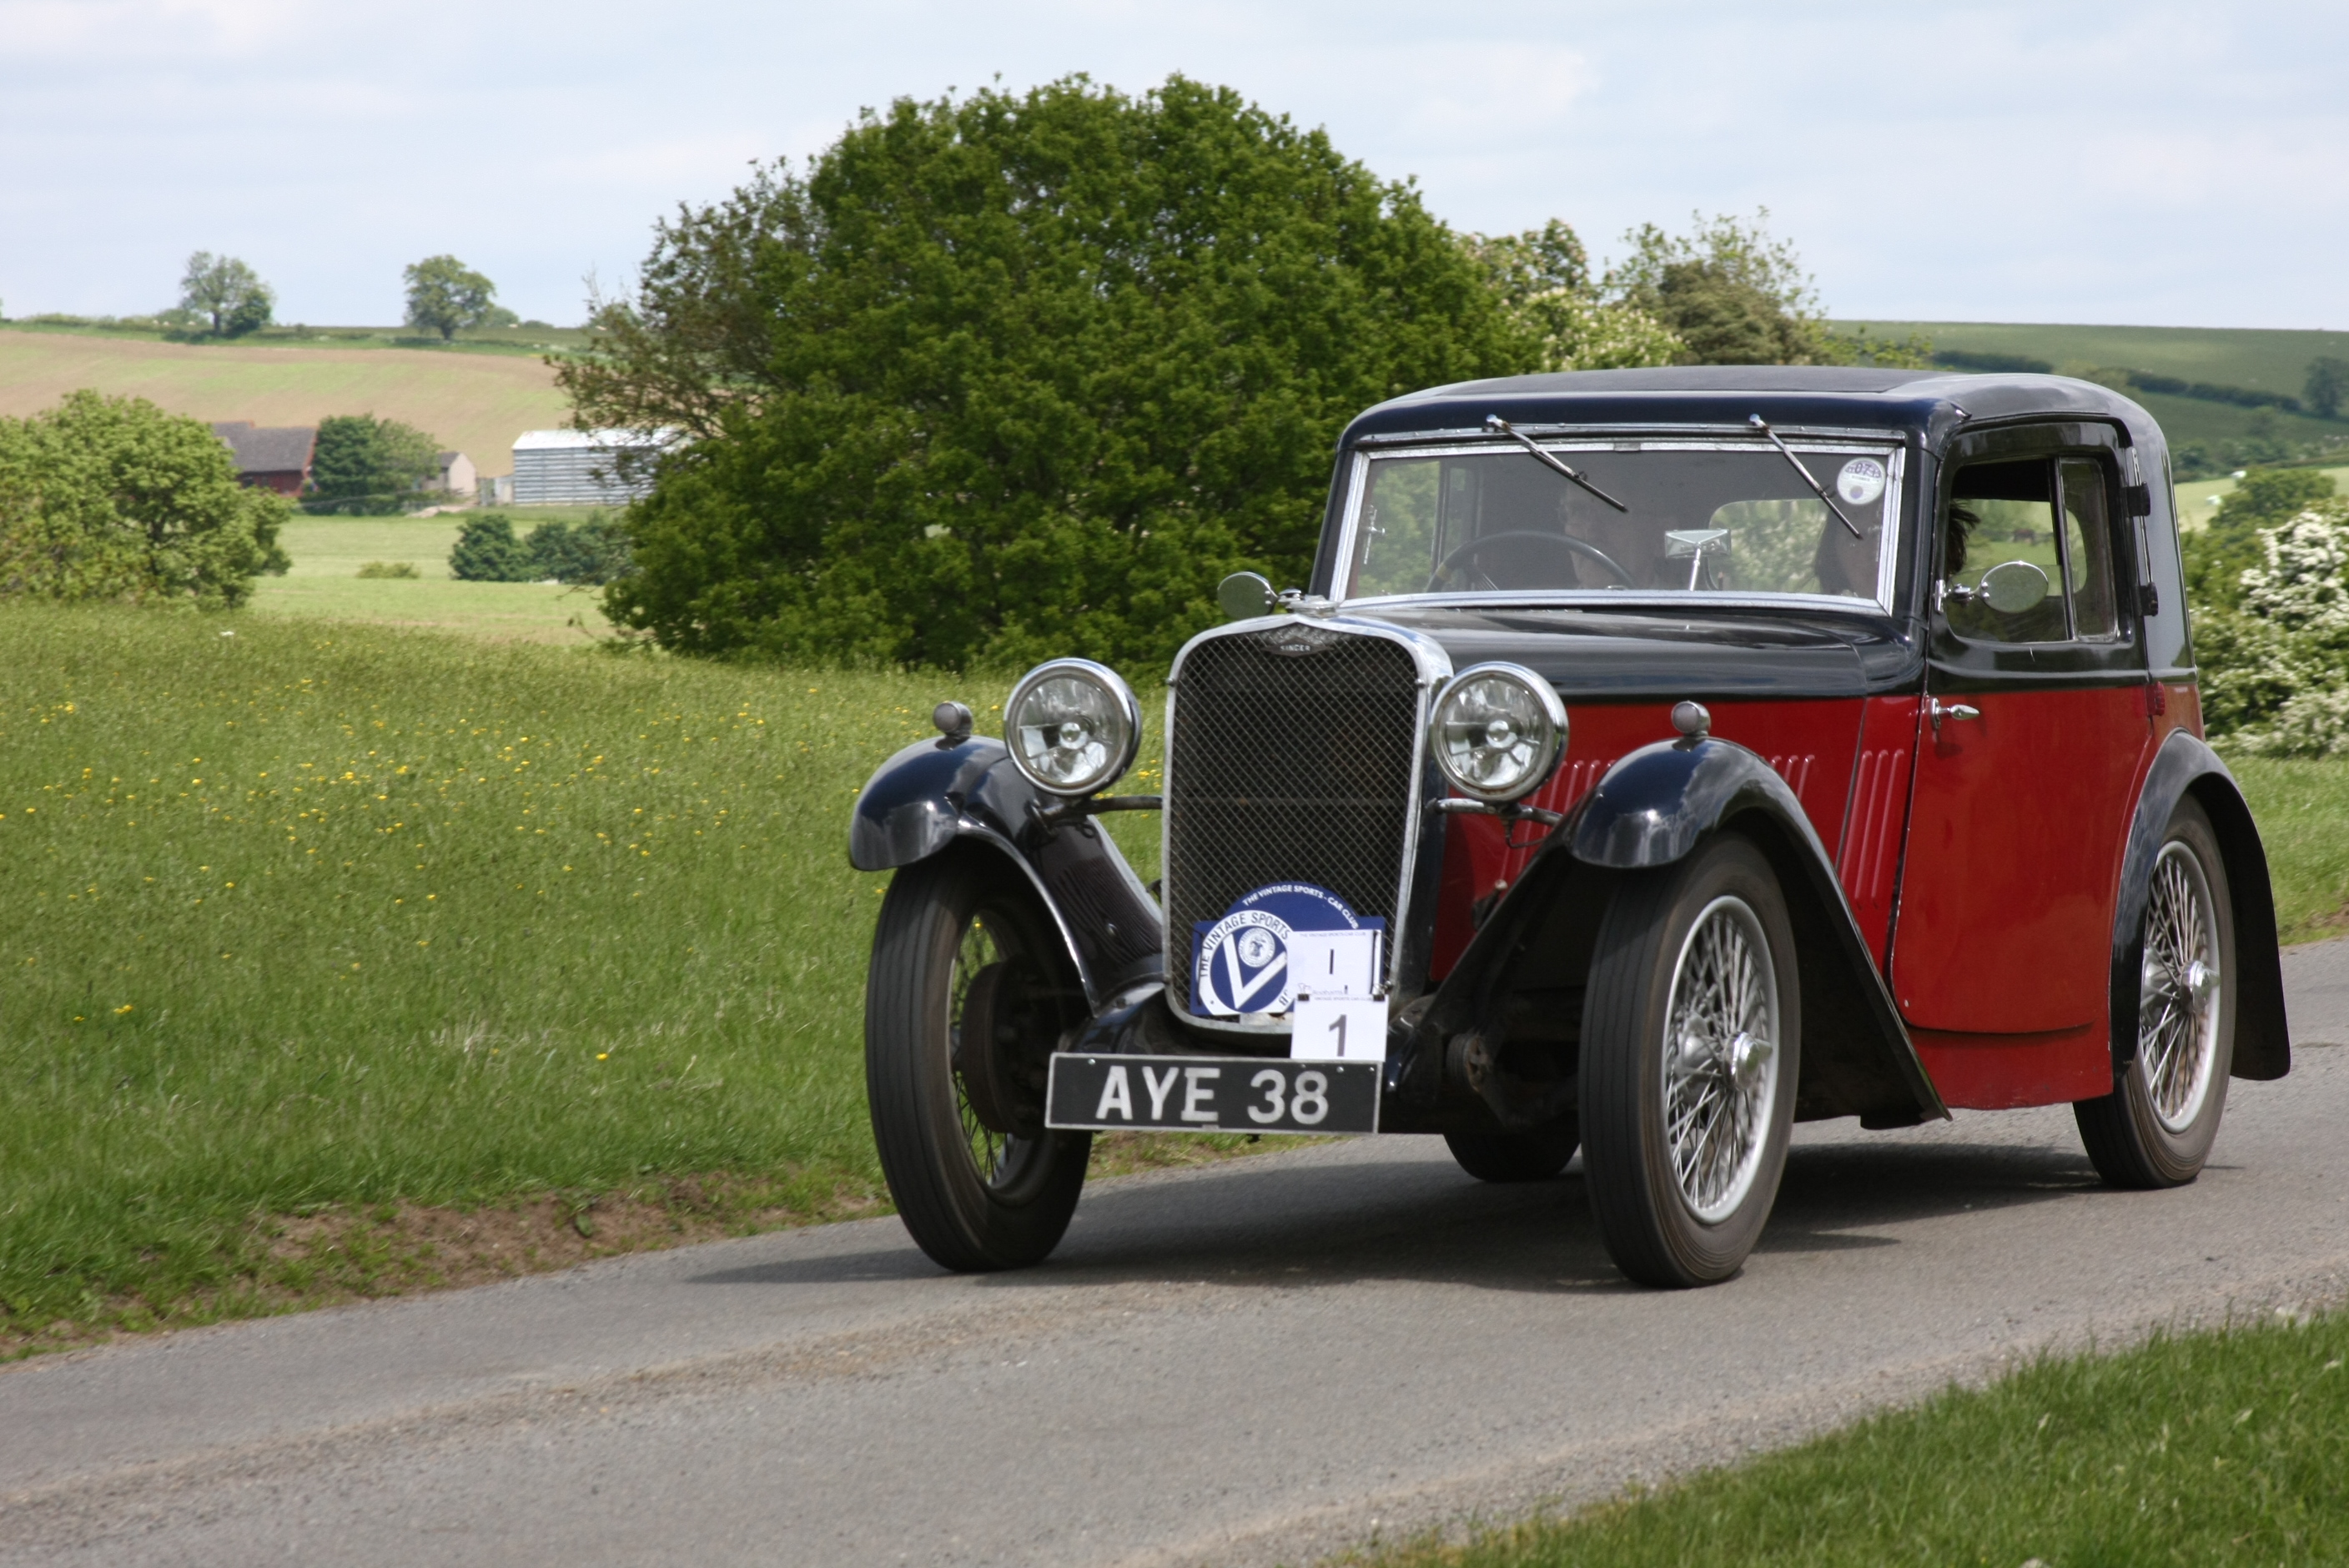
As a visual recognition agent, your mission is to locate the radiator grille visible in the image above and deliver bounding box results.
[1164,625,1423,1017]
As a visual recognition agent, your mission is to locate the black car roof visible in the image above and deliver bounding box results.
[1340,365,2165,455]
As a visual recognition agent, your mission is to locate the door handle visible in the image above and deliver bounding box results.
[1929,699,1980,734]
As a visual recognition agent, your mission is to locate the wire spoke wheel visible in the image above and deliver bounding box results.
[2137,842,2221,1133]
[2075,797,2236,1190]
[866,850,1089,1272]
[1661,897,1780,1224]
[1582,834,1799,1289]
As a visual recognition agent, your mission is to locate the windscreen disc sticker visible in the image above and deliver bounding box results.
[1836,457,1888,506]
[1190,882,1385,1018]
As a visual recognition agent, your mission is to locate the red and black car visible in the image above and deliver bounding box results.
[849,366,2290,1288]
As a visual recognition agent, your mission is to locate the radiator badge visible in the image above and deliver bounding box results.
[1190,883,1386,1019]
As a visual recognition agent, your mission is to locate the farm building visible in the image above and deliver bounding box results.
[435,451,477,497]
[510,429,673,505]
[210,421,315,495]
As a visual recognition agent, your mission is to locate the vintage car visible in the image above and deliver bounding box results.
[848,366,2291,1288]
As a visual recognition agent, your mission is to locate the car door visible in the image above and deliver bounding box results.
[1891,425,2152,1096]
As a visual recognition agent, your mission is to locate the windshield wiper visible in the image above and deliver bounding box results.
[1748,415,1864,538]
[1484,415,1629,513]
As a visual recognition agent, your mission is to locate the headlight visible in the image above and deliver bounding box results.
[1429,663,1567,802]
[1003,659,1142,797]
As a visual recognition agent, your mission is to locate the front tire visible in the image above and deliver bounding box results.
[865,849,1090,1272]
[1581,834,1799,1288]
[2075,797,2236,1188]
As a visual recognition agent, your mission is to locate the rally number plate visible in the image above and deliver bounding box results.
[1044,1053,1380,1135]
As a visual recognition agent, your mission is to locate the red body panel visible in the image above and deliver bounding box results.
[1428,698,1864,980]
[1909,1023,2112,1108]
[1835,696,1924,968]
[1889,683,2153,1106]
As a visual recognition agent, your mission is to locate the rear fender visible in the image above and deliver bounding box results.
[2109,731,2289,1082]
[1418,738,1948,1128]
[849,736,1164,1010]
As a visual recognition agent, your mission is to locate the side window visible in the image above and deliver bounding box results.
[1941,454,2125,644]
[2057,459,2120,638]
[1943,458,2066,643]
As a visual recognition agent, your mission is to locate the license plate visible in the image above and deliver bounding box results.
[1044,1053,1380,1134]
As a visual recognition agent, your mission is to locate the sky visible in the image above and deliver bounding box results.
[3,0,2344,331]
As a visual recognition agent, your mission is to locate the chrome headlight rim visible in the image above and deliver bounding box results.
[1003,657,1143,799]
[1428,661,1567,804]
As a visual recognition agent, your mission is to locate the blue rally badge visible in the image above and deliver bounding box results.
[1190,883,1385,1018]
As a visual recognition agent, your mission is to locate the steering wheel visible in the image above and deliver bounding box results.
[1427,530,1636,592]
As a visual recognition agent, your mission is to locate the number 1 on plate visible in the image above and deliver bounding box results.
[1290,994,1388,1062]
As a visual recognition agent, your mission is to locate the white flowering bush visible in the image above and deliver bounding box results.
[1517,289,1685,372]
[2239,505,2349,634]
[2205,500,2349,756]
[1463,221,1684,375]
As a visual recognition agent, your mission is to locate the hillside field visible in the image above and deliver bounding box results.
[1841,320,2349,396]
[1841,319,2349,458]
[0,325,569,478]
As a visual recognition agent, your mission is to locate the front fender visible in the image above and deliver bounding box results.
[2110,730,2289,1082]
[1571,736,1813,869]
[1417,736,1947,1128]
[848,736,1164,1010]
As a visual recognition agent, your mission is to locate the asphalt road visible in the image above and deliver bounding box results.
[4,941,2346,1568]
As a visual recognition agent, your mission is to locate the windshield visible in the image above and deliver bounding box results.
[1340,440,1899,608]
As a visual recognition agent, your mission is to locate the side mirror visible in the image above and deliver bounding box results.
[1979,560,2051,615]
[1217,570,1276,621]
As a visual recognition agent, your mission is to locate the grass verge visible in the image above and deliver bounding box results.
[2231,757,2349,942]
[1338,1309,2349,1568]
[0,605,1182,1357]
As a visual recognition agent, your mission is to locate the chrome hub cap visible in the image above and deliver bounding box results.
[1661,897,1780,1224]
[2140,842,2222,1133]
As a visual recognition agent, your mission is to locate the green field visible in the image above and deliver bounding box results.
[252,515,616,643]
[0,324,570,479]
[0,606,1176,1354]
[1839,320,2349,460]
[1350,1311,2349,1568]
[1840,320,2349,398]
[2176,465,2349,529]
[0,316,591,357]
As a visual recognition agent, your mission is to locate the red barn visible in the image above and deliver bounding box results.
[210,421,315,496]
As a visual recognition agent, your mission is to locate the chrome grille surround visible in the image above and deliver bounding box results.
[1161,616,1452,1036]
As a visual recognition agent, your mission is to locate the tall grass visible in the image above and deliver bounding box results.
[0,606,964,1336]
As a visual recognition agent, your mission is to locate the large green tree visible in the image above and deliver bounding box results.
[562,76,1532,670]
[0,390,289,605]
[178,251,274,338]
[402,255,500,342]
[309,414,441,512]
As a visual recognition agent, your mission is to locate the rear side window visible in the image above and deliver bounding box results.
[1942,455,2123,643]
[2058,459,2119,638]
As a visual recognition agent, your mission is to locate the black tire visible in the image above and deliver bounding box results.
[2075,796,2236,1189]
[1444,1116,1580,1183]
[1580,833,1800,1288]
[865,848,1091,1272]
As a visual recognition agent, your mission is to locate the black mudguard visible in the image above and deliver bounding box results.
[1413,736,1949,1128]
[2109,730,2290,1082]
[849,736,1163,1009]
